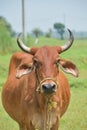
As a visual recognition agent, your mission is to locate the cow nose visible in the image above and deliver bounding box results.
[42,83,56,94]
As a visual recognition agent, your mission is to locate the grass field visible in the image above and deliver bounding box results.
[0,38,87,130]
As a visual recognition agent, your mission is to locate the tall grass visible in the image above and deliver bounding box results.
[60,87,87,130]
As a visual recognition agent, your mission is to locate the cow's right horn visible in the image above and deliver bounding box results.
[17,33,31,53]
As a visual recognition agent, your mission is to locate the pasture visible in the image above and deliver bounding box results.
[0,37,87,130]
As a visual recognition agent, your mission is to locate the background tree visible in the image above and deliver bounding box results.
[0,16,16,53]
[45,28,52,38]
[32,28,43,38]
[54,22,65,40]
[0,16,16,37]
[32,28,43,44]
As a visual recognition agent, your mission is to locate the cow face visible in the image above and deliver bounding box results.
[16,45,78,95]
[16,29,79,95]
[33,46,60,94]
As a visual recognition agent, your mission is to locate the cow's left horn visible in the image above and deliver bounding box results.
[61,29,74,52]
[17,33,31,53]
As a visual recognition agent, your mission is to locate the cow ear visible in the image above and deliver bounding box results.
[59,59,79,77]
[16,64,34,78]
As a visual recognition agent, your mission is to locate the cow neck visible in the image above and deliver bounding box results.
[35,91,58,130]
[44,97,58,130]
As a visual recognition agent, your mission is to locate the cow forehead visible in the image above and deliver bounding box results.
[34,46,60,60]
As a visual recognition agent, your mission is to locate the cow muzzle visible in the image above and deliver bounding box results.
[36,77,58,94]
[42,82,57,94]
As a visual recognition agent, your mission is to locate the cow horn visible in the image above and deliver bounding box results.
[17,33,31,53]
[61,29,74,52]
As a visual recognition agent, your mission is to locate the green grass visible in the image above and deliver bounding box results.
[60,87,87,130]
[60,39,87,130]
[0,54,11,91]
[0,38,87,130]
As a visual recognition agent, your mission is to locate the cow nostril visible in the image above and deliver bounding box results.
[42,83,56,93]
[42,84,48,90]
[52,84,56,89]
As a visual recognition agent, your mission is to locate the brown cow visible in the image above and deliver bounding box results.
[2,29,79,130]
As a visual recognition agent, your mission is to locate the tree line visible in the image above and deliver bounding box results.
[0,16,87,53]
[32,23,65,40]
[0,16,65,39]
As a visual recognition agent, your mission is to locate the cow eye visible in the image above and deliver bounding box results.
[55,59,60,67]
[55,61,59,67]
[34,59,40,68]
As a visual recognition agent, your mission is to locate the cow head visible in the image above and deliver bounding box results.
[16,29,78,95]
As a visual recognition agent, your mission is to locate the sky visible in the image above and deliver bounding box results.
[0,0,87,33]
